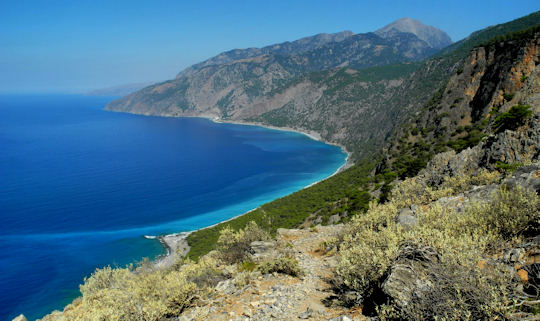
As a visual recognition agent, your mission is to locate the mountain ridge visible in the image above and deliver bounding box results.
[106,18,452,159]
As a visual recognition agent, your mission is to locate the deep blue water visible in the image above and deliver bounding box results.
[0,94,346,320]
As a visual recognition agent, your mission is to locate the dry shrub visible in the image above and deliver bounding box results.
[59,257,223,320]
[258,257,302,277]
[334,170,538,320]
[216,221,271,264]
[398,257,511,321]
[468,186,540,239]
[335,201,403,302]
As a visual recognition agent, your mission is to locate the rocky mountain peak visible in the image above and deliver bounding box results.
[375,17,452,49]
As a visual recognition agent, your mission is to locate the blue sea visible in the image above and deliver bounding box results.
[0,94,346,320]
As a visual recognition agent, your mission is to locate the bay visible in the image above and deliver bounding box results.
[0,94,346,320]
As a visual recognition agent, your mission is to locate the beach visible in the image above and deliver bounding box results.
[151,115,352,267]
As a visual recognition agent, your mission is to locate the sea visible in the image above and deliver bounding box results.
[0,94,346,320]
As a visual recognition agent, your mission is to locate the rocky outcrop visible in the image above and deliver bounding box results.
[11,315,27,321]
[382,243,440,307]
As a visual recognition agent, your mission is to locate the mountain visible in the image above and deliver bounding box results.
[39,26,540,321]
[106,14,540,163]
[375,17,452,49]
[177,31,355,77]
[86,82,155,96]
[35,12,540,321]
[105,19,450,152]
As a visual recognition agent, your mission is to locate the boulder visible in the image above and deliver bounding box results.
[249,240,277,261]
[12,315,27,321]
[504,163,540,193]
[396,207,417,229]
[382,243,439,307]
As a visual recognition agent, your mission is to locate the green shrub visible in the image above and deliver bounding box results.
[496,161,523,174]
[503,93,515,101]
[216,221,271,264]
[258,257,302,277]
[238,259,257,272]
[493,104,532,133]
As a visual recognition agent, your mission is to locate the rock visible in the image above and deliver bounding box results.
[12,315,27,321]
[419,148,483,187]
[328,214,341,225]
[382,243,439,307]
[215,279,235,294]
[327,315,352,321]
[503,248,525,263]
[298,307,313,319]
[249,240,277,261]
[396,207,417,229]
[504,163,540,193]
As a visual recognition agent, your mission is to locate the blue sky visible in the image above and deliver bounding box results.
[1,0,539,93]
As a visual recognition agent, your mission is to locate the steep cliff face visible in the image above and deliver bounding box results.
[381,28,540,177]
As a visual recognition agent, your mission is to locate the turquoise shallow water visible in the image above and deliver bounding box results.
[0,94,346,320]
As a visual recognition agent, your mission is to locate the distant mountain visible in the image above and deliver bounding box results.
[106,18,449,134]
[87,82,155,97]
[106,14,540,160]
[375,17,452,50]
[177,31,355,78]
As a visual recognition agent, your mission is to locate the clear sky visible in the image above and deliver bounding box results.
[1,0,539,93]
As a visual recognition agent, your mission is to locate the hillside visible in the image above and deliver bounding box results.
[26,11,540,321]
[106,13,540,160]
[105,18,450,159]
[37,27,540,320]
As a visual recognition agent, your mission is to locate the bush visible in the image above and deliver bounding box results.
[496,161,523,174]
[333,171,537,319]
[503,93,515,101]
[258,257,302,277]
[216,221,271,264]
[493,104,532,133]
[398,257,511,320]
[468,186,540,239]
[69,257,222,320]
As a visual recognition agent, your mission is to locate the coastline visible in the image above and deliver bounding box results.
[204,115,355,170]
[149,114,353,267]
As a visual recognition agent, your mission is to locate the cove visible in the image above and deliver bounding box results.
[0,94,346,320]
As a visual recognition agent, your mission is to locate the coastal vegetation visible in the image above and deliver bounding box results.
[35,10,540,321]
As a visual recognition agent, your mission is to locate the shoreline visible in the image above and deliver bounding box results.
[111,111,353,267]
[209,118,355,171]
[105,109,354,268]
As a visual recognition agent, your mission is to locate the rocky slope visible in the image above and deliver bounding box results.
[380,26,540,177]
[106,13,540,160]
[26,14,540,321]
[105,18,451,159]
